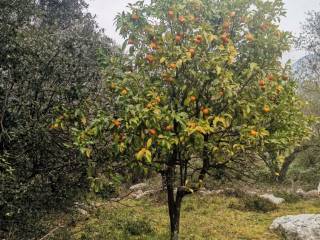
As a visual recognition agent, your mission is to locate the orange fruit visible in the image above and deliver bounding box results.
[175,35,182,43]
[250,130,258,137]
[145,54,154,63]
[194,35,203,44]
[223,21,230,30]
[150,42,158,49]
[260,23,269,31]
[282,75,289,81]
[190,96,196,102]
[155,96,161,103]
[221,33,229,44]
[168,10,174,18]
[229,11,236,17]
[267,74,274,81]
[259,80,265,87]
[149,129,157,135]
[169,63,177,69]
[246,33,254,42]
[202,108,209,115]
[189,48,196,56]
[178,15,185,23]
[263,105,270,113]
[112,119,121,128]
[131,14,140,21]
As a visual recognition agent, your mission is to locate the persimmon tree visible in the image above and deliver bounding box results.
[59,0,311,239]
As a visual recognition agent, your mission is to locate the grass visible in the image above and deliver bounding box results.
[49,193,320,240]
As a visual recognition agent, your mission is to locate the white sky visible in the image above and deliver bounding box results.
[87,0,320,62]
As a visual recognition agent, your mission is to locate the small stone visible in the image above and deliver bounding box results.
[77,208,88,215]
[129,183,148,191]
[260,194,285,205]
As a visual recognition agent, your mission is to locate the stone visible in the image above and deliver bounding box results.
[129,183,148,191]
[135,190,158,199]
[304,190,319,198]
[260,194,285,205]
[130,189,143,199]
[296,188,305,196]
[270,214,320,240]
[198,188,213,196]
[318,182,320,194]
[77,208,88,215]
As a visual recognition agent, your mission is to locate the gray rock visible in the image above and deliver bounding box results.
[198,188,213,196]
[260,194,285,205]
[296,188,319,198]
[129,183,148,191]
[135,190,158,199]
[270,214,320,240]
[296,188,305,196]
[304,190,319,198]
[77,208,88,215]
[130,189,144,199]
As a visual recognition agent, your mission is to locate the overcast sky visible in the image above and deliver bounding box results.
[87,0,320,62]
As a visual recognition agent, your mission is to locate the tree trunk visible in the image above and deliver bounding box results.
[166,165,184,240]
[278,145,311,182]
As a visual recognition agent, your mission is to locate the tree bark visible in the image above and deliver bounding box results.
[278,145,311,182]
[166,161,184,240]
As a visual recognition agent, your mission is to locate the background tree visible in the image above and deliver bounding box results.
[64,0,311,239]
[0,0,116,238]
[279,9,320,186]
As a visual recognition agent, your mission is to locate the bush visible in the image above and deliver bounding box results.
[122,218,154,236]
[274,191,302,203]
[229,195,278,213]
[242,196,278,212]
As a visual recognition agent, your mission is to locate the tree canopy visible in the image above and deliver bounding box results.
[60,0,311,239]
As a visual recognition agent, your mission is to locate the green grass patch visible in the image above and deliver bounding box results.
[49,194,320,240]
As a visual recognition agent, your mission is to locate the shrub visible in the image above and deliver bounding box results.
[241,195,278,212]
[274,191,301,203]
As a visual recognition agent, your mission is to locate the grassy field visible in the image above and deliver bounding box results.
[49,192,320,240]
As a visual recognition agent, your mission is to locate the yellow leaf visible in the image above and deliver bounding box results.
[216,66,222,75]
[160,57,166,64]
[176,59,183,68]
[85,147,92,158]
[146,138,153,148]
[145,150,152,163]
[81,116,87,125]
[136,148,146,160]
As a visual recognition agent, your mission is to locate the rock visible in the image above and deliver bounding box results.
[198,188,213,196]
[211,189,224,195]
[296,188,305,196]
[135,190,158,199]
[304,190,319,198]
[270,214,320,240]
[129,183,148,191]
[318,183,320,194]
[260,194,285,205]
[296,188,319,198]
[130,189,144,199]
[77,208,88,216]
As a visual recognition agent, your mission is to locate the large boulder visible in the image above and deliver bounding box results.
[270,214,320,240]
[260,194,285,205]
